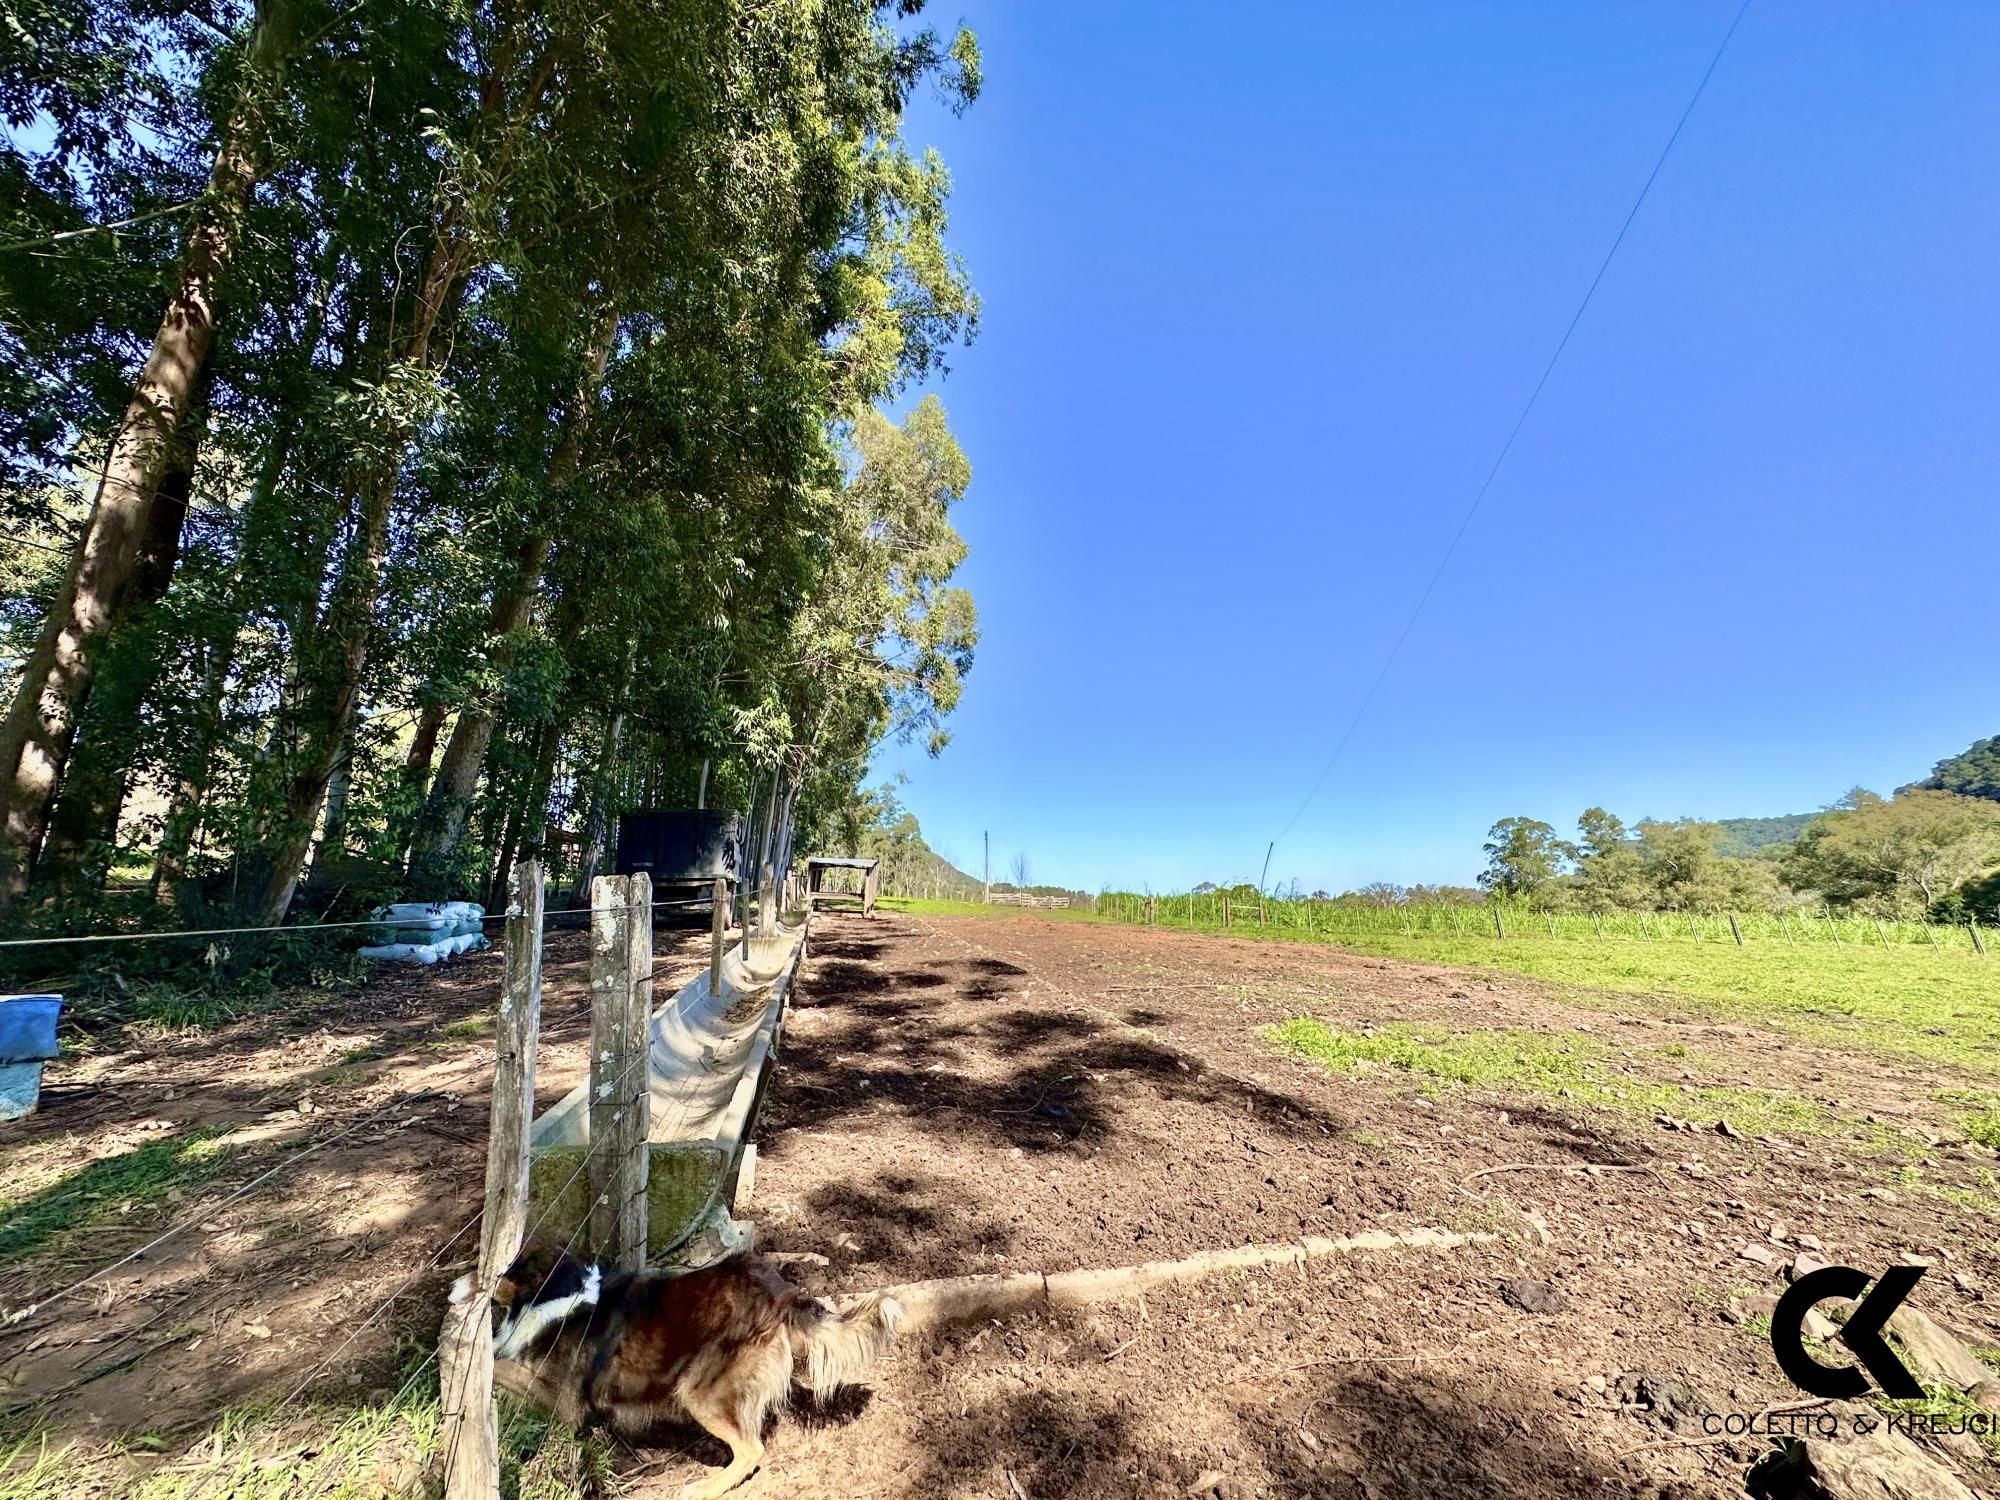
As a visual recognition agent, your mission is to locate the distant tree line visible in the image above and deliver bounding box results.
[1470,734,2000,920]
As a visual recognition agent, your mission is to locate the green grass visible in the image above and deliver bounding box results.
[891,896,2000,1076]
[0,1132,236,1265]
[1309,934,2000,1075]
[882,895,1113,923]
[1937,1091,2000,1148]
[0,1343,606,1500]
[1269,1017,1833,1136]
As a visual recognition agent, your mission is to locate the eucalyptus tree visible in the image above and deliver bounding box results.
[399,1,982,897]
[743,395,975,923]
[0,0,314,897]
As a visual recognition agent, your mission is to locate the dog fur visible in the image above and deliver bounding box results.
[473,1242,900,1499]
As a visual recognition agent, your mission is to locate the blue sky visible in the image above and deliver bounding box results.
[875,1,2000,895]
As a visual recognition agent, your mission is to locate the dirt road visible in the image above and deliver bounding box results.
[5,907,1995,1497]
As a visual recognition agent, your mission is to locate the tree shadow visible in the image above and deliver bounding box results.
[773,1173,1016,1273]
[1501,1103,1646,1166]
[768,952,1353,1160]
[889,1362,1637,1499]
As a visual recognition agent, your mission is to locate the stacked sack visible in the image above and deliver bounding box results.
[359,901,488,965]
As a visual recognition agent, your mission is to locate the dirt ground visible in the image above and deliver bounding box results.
[5,908,1999,1498]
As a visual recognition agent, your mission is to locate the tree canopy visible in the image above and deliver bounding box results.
[0,0,985,934]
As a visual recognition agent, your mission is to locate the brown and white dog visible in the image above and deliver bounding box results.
[451,1243,901,1498]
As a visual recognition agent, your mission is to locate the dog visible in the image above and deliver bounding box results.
[450,1242,901,1498]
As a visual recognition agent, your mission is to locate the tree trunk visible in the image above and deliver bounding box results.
[405,309,617,878]
[0,0,292,898]
[315,712,360,864]
[403,534,551,875]
[237,189,474,926]
[241,463,396,925]
[495,717,561,906]
[482,724,537,909]
[38,436,203,895]
[403,701,448,787]
[569,695,628,908]
[149,413,306,906]
[756,773,782,931]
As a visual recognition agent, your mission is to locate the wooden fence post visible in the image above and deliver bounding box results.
[711,876,727,993]
[1728,911,1744,946]
[590,872,651,1270]
[1257,894,1266,927]
[438,859,543,1500]
[1971,919,1986,957]
[1492,908,1505,939]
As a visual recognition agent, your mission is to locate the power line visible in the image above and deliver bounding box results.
[1268,0,1753,859]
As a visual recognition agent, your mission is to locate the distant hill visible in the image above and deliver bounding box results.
[1712,813,1817,859]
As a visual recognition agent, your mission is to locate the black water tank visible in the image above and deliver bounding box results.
[614,809,739,884]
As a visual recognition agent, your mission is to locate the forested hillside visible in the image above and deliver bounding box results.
[1711,813,1815,858]
[0,0,982,932]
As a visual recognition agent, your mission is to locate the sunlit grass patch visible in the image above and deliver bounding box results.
[1936,1090,2000,1148]
[0,1342,606,1499]
[1264,932,2000,1077]
[0,1132,236,1265]
[1268,1017,1830,1136]
[1874,1381,2000,1457]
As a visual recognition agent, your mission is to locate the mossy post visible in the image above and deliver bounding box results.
[589,872,651,1270]
[439,857,543,1500]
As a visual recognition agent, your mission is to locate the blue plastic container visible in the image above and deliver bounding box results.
[0,995,61,1122]
[0,995,60,1063]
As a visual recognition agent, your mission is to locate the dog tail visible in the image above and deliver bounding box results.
[787,1291,902,1400]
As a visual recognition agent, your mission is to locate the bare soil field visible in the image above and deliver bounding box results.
[4,907,1998,1498]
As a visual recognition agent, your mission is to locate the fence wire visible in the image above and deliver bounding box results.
[1073,892,1988,955]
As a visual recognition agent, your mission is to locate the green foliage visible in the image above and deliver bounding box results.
[1913,733,2000,804]
[1712,812,1817,858]
[1478,816,1575,900]
[1783,788,2000,917]
[1,1,986,927]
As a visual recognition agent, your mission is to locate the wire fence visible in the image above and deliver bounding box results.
[1079,891,1992,956]
[0,861,769,1482]
[0,885,777,953]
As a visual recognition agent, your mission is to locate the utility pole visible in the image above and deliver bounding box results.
[983,830,990,903]
[1258,840,1274,894]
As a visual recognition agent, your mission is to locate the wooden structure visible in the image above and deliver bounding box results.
[805,855,880,917]
[987,891,1072,909]
[527,887,807,1268]
[438,860,543,1500]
